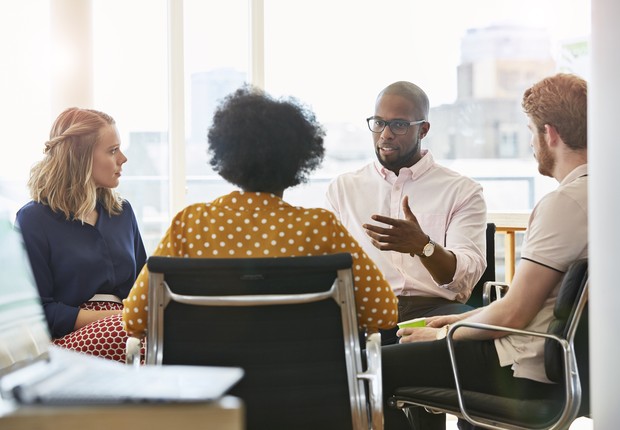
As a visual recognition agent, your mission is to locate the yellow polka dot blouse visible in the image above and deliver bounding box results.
[122,191,398,338]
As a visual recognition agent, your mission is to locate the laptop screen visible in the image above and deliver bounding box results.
[0,210,50,373]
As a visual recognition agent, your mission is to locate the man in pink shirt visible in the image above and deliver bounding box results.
[326,81,487,345]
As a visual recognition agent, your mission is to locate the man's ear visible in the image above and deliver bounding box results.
[544,124,560,147]
[420,121,430,139]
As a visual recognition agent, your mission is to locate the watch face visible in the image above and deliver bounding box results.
[423,241,435,257]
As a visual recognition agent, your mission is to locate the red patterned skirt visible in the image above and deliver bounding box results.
[52,301,144,364]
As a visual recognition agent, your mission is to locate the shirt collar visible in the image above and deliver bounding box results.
[373,149,435,181]
[561,164,588,185]
[47,200,103,223]
[214,191,292,211]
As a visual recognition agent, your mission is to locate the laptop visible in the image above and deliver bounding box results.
[0,209,243,405]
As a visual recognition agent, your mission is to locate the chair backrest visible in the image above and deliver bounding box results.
[146,253,370,430]
[544,258,589,414]
[466,222,496,308]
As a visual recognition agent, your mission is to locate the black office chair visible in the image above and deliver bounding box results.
[143,253,383,430]
[388,258,589,430]
[466,222,501,308]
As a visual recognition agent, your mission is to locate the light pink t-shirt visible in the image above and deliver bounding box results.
[325,150,487,302]
[495,164,588,383]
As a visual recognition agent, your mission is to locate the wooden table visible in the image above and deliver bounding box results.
[487,212,530,283]
[0,395,244,430]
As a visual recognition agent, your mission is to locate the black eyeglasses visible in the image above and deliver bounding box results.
[366,117,426,135]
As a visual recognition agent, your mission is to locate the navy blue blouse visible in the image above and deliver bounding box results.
[15,200,147,338]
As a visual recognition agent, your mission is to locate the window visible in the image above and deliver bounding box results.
[183,0,249,206]
[93,0,169,252]
[260,0,590,211]
[1,0,590,256]
[0,1,52,214]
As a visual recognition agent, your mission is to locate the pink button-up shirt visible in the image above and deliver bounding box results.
[325,150,487,302]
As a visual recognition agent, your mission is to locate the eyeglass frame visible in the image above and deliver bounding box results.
[366,117,426,135]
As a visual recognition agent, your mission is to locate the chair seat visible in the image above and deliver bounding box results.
[389,387,563,429]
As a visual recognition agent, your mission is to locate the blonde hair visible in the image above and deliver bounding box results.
[28,107,124,222]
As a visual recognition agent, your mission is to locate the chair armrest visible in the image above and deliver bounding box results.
[126,336,142,367]
[358,332,383,430]
[482,281,509,306]
[445,322,581,430]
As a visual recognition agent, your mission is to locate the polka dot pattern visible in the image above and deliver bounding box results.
[123,191,398,338]
[53,302,145,363]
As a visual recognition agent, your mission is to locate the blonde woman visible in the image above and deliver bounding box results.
[16,107,146,362]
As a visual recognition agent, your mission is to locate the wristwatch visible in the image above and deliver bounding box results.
[436,324,450,340]
[419,236,436,258]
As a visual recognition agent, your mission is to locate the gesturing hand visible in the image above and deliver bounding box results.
[362,196,427,255]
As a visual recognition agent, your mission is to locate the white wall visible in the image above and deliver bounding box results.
[589,0,620,428]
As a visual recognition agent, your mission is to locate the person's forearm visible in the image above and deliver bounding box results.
[74,309,121,330]
[452,302,516,341]
[417,244,457,285]
[452,260,564,341]
[426,306,483,328]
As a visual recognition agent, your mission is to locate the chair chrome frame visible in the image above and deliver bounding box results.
[482,280,509,306]
[389,260,589,430]
[145,254,382,430]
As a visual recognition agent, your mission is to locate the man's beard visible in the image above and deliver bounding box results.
[375,136,421,172]
[536,143,555,177]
